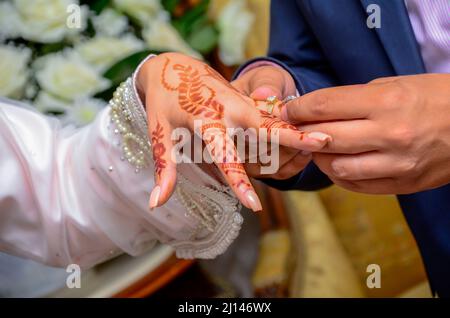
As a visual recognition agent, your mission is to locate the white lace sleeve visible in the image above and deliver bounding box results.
[110,55,243,259]
[173,172,243,259]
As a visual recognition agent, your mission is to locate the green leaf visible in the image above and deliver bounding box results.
[172,0,210,37]
[187,24,218,54]
[162,0,181,13]
[103,50,151,84]
[39,42,69,55]
[81,0,111,14]
[95,50,162,101]
[93,87,117,102]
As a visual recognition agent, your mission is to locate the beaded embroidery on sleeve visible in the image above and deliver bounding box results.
[108,54,243,259]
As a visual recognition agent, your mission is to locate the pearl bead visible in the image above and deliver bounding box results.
[109,78,150,172]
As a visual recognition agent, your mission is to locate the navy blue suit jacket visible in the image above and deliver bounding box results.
[237,0,450,297]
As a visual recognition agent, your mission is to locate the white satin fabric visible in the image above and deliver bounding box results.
[0,97,238,269]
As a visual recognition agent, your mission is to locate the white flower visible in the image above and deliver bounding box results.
[24,83,38,100]
[35,91,72,113]
[0,45,31,99]
[35,91,105,126]
[34,50,110,101]
[217,0,254,66]
[0,2,21,40]
[92,8,129,37]
[75,35,145,71]
[113,0,162,26]
[62,97,106,126]
[13,0,87,43]
[142,12,201,59]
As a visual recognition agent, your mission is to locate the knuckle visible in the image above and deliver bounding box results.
[379,83,404,109]
[331,160,349,179]
[309,93,329,117]
[286,103,299,120]
[398,157,420,176]
[388,125,416,148]
[379,81,417,110]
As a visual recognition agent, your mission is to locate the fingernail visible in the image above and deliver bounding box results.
[307,132,332,142]
[149,185,161,210]
[245,190,262,212]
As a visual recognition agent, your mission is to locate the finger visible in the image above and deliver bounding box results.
[230,66,288,100]
[281,84,374,123]
[244,146,299,177]
[247,66,288,100]
[234,79,284,116]
[239,108,332,152]
[259,151,312,180]
[298,120,380,154]
[330,176,402,194]
[200,122,262,212]
[230,76,248,94]
[278,128,332,152]
[148,118,177,209]
[313,152,413,181]
[243,163,262,178]
[251,86,283,101]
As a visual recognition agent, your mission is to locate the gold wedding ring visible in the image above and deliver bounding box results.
[265,95,279,114]
[254,95,298,114]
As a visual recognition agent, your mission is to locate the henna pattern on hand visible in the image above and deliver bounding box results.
[218,163,246,176]
[158,58,282,199]
[220,162,253,195]
[233,179,253,192]
[259,110,296,131]
[200,123,249,190]
[201,122,239,164]
[200,122,227,135]
[151,121,167,178]
[259,110,306,140]
[161,58,224,120]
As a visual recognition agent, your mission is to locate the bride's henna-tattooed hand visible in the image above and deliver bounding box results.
[259,110,306,141]
[150,120,167,179]
[161,59,224,120]
[137,52,332,211]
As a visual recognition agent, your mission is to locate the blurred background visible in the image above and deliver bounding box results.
[0,0,431,298]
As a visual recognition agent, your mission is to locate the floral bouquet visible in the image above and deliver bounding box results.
[0,0,254,126]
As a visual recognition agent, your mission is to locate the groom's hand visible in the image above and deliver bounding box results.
[231,65,297,101]
[281,74,450,194]
[232,65,315,180]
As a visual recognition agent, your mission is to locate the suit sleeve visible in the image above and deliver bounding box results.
[234,0,339,191]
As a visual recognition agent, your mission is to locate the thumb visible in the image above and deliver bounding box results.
[232,66,288,100]
[247,67,287,100]
[250,85,283,100]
